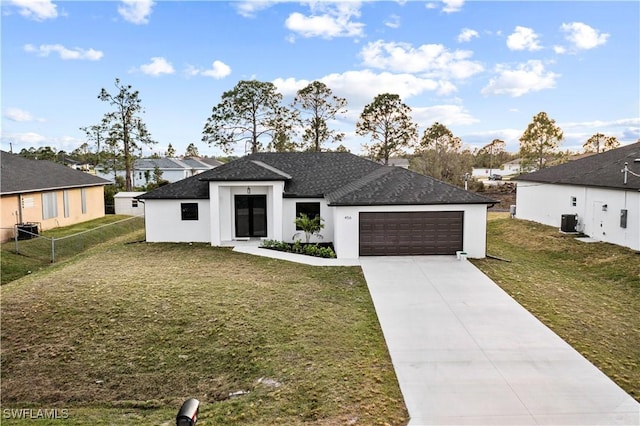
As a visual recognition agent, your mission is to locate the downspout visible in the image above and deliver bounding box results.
[17,194,24,224]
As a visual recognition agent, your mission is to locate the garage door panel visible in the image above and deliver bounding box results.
[359,211,463,256]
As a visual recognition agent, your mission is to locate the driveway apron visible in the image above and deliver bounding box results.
[360,256,639,425]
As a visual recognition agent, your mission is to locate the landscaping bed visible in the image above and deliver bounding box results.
[260,239,336,258]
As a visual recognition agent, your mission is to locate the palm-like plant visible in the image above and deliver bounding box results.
[293,214,324,243]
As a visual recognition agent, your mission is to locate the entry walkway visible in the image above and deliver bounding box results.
[361,256,639,425]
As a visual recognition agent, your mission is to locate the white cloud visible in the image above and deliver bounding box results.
[4,107,37,122]
[553,45,567,54]
[233,1,277,18]
[138,57,175,76]
[360,40,484,80]
[561,117,640,129]
[481,60,559,97]
[412,104,479,127]
[118,0,154,25]
[442,0,464,13]
[506,26,542,51]
[4,132,47,145]
[9,0,57,21]
[560,22,609,51]
[274,70,447,108]
[285,2,364,39]
[23,44,103,60]
[457,28,479,43]
[384,14,400,29]
[186,60,231,79]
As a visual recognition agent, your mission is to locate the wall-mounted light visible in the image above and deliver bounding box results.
[247,187,251,194]
[602,204,608,211]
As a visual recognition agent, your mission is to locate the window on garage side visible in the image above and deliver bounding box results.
[181,203,199,221]
[295,202,320,230]
[570,196,577,207]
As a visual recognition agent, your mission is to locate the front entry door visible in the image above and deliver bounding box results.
[235,195,267,238]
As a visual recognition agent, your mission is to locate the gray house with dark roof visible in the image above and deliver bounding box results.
[1,151,110,241]
[138,152,495,259]
[515,142,640,251]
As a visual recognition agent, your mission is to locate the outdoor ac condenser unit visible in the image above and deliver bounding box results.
[560,214,578,233]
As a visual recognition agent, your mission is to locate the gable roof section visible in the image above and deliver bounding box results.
[1,151,110,195]
[516,142,640,190]
[140,152,495,205]
[327,166,495,206]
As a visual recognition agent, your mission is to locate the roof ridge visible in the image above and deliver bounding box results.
[326,166,393,202]
[250,160,292,179]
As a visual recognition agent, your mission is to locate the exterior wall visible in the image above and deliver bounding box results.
[282,198,333,243]
[0,186,105,241]
[114,192,146,216]
[515,182,639,251]
[144,199,210,242]
[210,181,285,246]
[332,204,489,259]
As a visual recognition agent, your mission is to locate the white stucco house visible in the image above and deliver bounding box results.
[114,192,146,216]
[515,142,640,251]
[137,152,496,259]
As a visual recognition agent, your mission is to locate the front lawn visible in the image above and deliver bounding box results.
[473,216,640,402]
[0,241,407,425]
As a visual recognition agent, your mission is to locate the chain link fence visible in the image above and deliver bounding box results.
[5,216,144,263]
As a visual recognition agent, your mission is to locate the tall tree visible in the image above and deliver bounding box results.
[184,143,199,157]
[202,80,296,154]
[79,123,107,165]
[415,122,469,185]
[96,78,156,191]
[166,143,176,157]
[583,133,620,153]
[293,81,347,151]
[356,93,418,165]
[475,139,507,169]
[519,111,563,171]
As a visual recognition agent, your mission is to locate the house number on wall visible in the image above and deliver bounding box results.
[344,216,352,220]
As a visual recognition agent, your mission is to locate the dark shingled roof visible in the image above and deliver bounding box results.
[516,142,640,190]
[1,151,110,195]
[139,152,496,205]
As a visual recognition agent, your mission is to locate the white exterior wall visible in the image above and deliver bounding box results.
[114,192,145,216]
[209,181,285,245]
[515,182,640,251]
[333,204,489,259]
[143,199,210,243]
[282,198,333,243]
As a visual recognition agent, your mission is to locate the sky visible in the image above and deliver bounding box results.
[1,0,639,158]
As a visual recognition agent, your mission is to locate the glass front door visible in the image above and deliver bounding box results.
[235,195,267,238]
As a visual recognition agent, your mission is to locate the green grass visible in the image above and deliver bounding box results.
[1,215,144,285]
[1,240,408,425]
[473,216,640,402]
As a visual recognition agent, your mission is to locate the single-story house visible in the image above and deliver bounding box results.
[515,142,640,251]
[0,151,110,242]
[114,192,146,216]
[138,152,496,259]
[96,157,223,185]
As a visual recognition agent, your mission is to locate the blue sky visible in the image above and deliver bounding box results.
[2,0,639,157]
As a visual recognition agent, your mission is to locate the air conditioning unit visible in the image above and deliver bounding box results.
[560,214,578,233]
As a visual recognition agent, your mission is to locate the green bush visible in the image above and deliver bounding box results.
[259,240,336,259]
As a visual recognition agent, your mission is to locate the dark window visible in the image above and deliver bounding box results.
[295,202,320,230]
[181,203,198,221]
[132,199,138,208]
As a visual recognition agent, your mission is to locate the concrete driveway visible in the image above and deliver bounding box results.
[360,256,639,425]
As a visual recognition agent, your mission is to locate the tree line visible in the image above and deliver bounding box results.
[18,78,623,191]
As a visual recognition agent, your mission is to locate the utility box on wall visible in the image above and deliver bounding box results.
[561,214,578,233]
[620,209,628,228]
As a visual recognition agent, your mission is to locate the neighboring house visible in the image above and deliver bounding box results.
[385,158,410,169]
[515,142,640,251]
[114,192,146,216]
[502,159,521,174]
[138,152,496,259]
[0,151,110,242]
[96,157,220,185]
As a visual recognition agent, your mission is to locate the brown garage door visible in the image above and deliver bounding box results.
[359,211,464,256]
